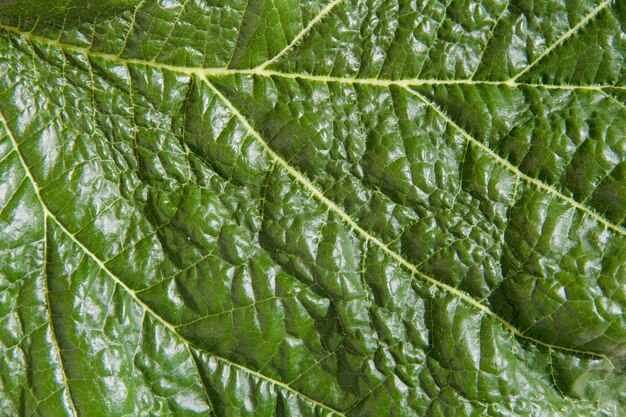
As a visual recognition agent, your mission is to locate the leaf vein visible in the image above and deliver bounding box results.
[0,105,346,417]
[404,86,625,236]
[255,0,344,70]
[42,215,80,417]
[200,74,615,363]
[508,0,613,82]
[3,23,624,92]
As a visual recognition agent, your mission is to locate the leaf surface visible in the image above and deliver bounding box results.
[0,0,625,416]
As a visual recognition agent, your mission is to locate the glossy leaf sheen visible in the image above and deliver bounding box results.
[0,0,625,416]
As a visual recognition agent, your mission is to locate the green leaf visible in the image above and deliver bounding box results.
[0,0,624,416]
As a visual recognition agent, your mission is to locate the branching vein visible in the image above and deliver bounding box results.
[255,0,344,70]
[509,0,613,82]
[0,107,346,417]
[200,74,615,363]
[404,86,626,236]
[1,22,624,92]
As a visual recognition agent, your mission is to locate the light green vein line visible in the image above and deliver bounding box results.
[200,74,614,364]
[42,215,80,417]
[0,21,619,361]
[0,109,346,417]
[599,89,626,112]
[255,0,344,70]
[1,22,624,92]
[3,21,622,235]
[509,0,613,82]
[208,68,626,92]
[404,86,626,237]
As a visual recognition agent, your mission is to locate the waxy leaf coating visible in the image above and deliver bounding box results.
[0,0,624,416]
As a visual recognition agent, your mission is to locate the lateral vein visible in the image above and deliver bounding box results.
[200,74,614,363]
[404,86,626,237]
[0,108,346,417]
[255,0,344,70]
[509,0,613,82]
[1,22,624,92]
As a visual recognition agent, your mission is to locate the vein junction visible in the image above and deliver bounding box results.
[0,110,347,417]
[200,75,615,364]
[0,21,621,364]
[1,23,625,236]
[0,3,622,411]
[1,22,624,92]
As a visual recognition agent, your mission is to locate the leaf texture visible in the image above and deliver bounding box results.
[0,0,624,416]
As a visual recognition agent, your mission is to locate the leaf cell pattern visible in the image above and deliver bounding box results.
[0,0,624,416]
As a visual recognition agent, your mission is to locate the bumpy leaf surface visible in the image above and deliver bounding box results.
[0,0,625,416]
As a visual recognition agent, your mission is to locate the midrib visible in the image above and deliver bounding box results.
[0,21,619,364]
[1,22,625,93]
[1,22,624,237]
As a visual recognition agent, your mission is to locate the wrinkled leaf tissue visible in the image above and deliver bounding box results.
[0,0,624,416]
